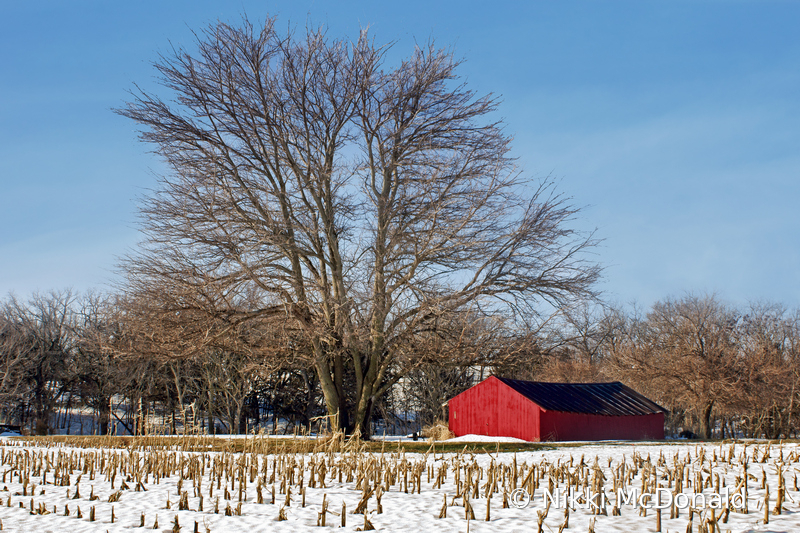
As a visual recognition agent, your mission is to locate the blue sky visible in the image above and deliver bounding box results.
[1,1,799,308]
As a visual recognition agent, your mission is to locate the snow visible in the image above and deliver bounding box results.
[443,434,527,443]
[0,439,798,532]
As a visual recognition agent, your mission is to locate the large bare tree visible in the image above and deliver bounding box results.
[117,18,599,434]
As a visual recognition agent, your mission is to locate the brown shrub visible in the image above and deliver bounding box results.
[422,420,454,441]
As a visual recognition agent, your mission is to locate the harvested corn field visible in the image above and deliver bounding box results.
[0,436,798,532]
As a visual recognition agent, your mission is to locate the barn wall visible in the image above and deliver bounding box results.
[538,411,665,441]
[449,376,540,441]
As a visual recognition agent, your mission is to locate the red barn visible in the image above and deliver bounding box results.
[448,376,666,442]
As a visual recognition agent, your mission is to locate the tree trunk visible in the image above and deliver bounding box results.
[98,397,110,436]
[317,361,375,437]
[34,418,49,436]
[301,369,314,431]
[32,401,48,435]
[315,351,351,433]
[700,401,714,439]
[237,403,246,434]
[207,391,215,435]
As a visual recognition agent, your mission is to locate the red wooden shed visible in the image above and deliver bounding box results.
[448,376,666,442]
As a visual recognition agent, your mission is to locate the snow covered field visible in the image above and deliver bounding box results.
[0,436,797,532]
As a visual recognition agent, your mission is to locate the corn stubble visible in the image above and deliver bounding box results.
[0,433,797,532]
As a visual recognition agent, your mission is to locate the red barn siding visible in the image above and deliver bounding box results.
[539,410,664,441]
[449,376,541,441]
[448,376,665,442]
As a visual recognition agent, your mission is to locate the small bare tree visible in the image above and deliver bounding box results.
[530,303,625,383]
[0,291,78,434]
[0,308,33,412]
[735,303,800,438]
[73,292,135,435]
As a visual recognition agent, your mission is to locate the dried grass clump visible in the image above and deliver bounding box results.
[422,421,454,441]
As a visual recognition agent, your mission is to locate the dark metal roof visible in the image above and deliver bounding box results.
[496,377,667,416]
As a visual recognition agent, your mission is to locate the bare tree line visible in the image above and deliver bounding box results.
[0,290,310,435]
[3,290,798,440]
[520,295,800,440]
[0,289,518,436]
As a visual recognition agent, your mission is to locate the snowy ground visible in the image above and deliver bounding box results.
[0,436,797,532]
[443,435,527,444]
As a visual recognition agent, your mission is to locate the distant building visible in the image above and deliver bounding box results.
[448,376,666,441]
